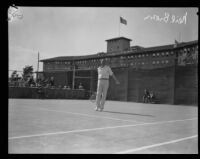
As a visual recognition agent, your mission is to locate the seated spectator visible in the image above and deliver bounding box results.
[66,85,71,90]
[20,78,25,87]
[63,85,67,89]
[78,83,84,89]
[49,76,54,87]
[143,89,150,103]
[149,91,156,103]
[28,76,35,87]
[38,77,47,88]
[36,77,41,87]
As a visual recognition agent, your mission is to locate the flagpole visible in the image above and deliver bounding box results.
[119,16,120,37]
[36,52,39,85]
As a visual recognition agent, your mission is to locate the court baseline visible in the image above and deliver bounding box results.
[115,135,198,154]
[9,117,197,140]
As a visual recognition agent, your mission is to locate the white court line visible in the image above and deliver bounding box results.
[9,117,197,140]
[19,107,144,124]
[116,135,198,154]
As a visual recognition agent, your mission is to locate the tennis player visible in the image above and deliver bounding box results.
[95,58,120,111]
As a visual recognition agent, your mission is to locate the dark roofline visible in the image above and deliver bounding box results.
[105,36,132,41]
[40,40,198,62]
[40,53,105,62]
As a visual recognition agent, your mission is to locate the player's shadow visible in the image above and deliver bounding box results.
[103,110,154,117]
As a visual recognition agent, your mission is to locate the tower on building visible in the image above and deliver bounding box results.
[106,37,132,53]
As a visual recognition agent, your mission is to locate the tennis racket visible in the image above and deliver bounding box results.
[89,91,97,103]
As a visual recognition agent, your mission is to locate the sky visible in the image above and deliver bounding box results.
[8,7,198,76]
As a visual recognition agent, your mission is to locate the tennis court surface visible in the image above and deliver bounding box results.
[9,99,198,154]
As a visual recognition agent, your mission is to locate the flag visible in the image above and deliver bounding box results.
[120,17,127,25]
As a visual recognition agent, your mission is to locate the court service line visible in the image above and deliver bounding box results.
[115,135,198,154]
[22,107,145,124]
[9,117,197,140]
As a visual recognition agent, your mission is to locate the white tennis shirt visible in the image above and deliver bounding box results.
[97,65,113,79]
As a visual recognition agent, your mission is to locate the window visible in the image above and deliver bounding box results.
[157,53,160,56]
[153,53,155,57]
[166,52,169,56]
[161,52,165,56]
[157,61,160,64]
[170,51,174,55]
[146,54,149,57]
[161,60,164,64]
[165,60,169,64]
[138,55,141,58]
[152,61,155,64]
[142,62,145,65]
[142,54,145,57]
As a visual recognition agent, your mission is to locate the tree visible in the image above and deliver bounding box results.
[22,65,34,80]
[10,70,18,81]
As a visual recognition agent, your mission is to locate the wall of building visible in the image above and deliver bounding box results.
[106,66,175,104]
[40,42,198,105]
[130,67,175,104]
[174,65,198,105]
[107,67,128,101]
